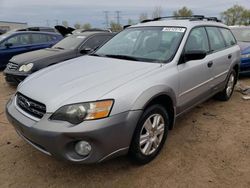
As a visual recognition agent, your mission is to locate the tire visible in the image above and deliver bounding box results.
[215,70,236,101]
[129,104,169,165]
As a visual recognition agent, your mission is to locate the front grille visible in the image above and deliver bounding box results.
[7,61,19,71]
[16,93,46,119]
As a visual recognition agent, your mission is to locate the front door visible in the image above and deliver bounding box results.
[177,27,212,113]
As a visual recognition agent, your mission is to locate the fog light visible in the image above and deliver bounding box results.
[75,141,91,156]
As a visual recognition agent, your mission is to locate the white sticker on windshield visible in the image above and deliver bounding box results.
[162,27,186,32]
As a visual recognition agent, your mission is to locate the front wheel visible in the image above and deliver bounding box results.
[129,104,169,164]
[215,70,236,101]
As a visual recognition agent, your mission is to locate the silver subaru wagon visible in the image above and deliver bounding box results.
[6,16,240,164]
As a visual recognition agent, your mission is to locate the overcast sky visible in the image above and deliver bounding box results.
[0,0,249,27]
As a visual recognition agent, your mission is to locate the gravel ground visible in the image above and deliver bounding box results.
[0,72,250,188]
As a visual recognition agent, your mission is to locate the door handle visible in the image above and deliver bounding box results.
[228,54,232,59]
[207,61,213,68]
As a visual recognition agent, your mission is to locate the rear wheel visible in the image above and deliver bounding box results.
[215,70,236,101]
[129,104,169,164]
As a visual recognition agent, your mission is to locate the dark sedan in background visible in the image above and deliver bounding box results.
[0,31,63,69]
[4,31,114,85]
[230,26,250,73]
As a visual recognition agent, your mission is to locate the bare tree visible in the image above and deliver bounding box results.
[242,10,250,25]
[110,21,123,32]
[221,5,250,25]
[127,19,134,25]
[173,7,193,17]
[152,6,162,19]
[74,23,81,29]
[139,13,148,22]
[62,21,69,27]
[82,23,92,30]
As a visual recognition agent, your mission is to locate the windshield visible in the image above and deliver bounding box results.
[94,27,186,63]
[231,28,250,42]
[53,35,86,50]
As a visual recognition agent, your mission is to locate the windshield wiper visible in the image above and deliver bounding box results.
[103,54,139,61]
[90,53,102,57]
[53,47,65,50]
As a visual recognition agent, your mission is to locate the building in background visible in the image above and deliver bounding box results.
[0,21,28,34]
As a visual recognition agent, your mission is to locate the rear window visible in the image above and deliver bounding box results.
[219,28,236,47]
[230,28,250,42]
[81,35,113,50]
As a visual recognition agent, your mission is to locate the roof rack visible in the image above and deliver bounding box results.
[206,17,221,22]
[140,15,221,23]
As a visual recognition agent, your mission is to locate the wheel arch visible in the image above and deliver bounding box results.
[131,85,177,130]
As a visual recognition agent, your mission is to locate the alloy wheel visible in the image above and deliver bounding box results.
[226,73,235,97]
[139,114,165,155]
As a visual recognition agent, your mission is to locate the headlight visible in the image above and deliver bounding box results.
[19,63,33,72]
[241,53,250,59]
[50,100,114,124]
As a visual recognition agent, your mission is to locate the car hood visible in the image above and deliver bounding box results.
[18,55,160,112]
[238,42,250,54]
[11,48,75,65]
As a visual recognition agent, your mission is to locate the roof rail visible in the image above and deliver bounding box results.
[140,15,221,23]
[123,24,131,29]
[206,17,222,22]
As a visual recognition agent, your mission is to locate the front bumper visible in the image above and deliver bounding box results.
[3,69,30,85]
[6,97,142,163]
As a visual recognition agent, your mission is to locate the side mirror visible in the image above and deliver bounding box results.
[5,43,13,48]
[182,50,207,63]
[80,48,93,54]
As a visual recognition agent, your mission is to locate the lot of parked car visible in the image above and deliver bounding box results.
[3,31,114,85]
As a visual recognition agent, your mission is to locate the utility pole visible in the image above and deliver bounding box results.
[104,11,109,28]
[46,20,50,27]
[54,19,59,25]
[115,11,121,24]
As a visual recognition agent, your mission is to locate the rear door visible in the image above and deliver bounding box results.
[177,27,212,112]
[219,27,237,66]
[205,27,230,88]
[30,33,55,50]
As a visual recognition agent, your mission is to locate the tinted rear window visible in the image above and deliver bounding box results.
[81,35,113,50]
[219,28,236,47]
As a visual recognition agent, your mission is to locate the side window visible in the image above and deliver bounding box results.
[185,27,209,52]
[5,34,31,46]
[31,34,50,44]
[82,35,112,49]
[206,27,226,52]
[219,28,236,47]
